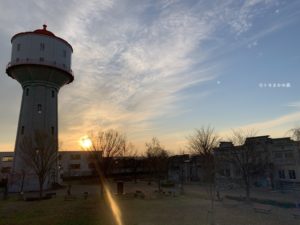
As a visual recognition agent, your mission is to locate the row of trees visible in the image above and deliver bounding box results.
[17,127,300,201]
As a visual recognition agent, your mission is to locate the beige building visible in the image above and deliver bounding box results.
[58,151,97,178]
[0,152,14,180]
[215,136,300,190]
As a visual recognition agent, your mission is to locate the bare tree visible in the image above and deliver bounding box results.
[145,137,169,191]
[223,129,269,202]
[186,126,219,225]
[288,127,300,141]
[89,129,131,176]
[124,146,141,183]
[87,129,132,197]
[19,130,58,198]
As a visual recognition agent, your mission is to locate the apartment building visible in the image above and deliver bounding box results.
[58,151,98,178]
[215,136,300,189]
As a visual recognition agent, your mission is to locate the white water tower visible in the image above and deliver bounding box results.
[6,25,73,191]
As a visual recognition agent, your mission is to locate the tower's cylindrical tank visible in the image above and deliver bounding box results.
[6,25,73,192]
[7,24,73,86]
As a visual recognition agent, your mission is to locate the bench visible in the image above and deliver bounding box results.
[64,195,76,201]
[83,192,88,199]
[45,192,56,198]
[222,202,238,208]
[134,190,145,199]
[292,209,300,219]
[253,204,272,214]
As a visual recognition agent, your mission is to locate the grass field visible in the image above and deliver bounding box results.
[0,182,299,225]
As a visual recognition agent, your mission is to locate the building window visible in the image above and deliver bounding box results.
[285,152,294,159]
[288,170,296,179]
[1,167,11,173]
[235,169,241,176]
[70,154,81,160]
[1,156,13,162]
[37,104,42,114]
[70,164,81,169]
[26,88,29,96]
[52,90,55,98]
[88,162,95,169]
[278,170,285,179]
[16,58,19,62]
[39,57,44,62]
[40,43,45,51]
[225,169,231,177]
[63,50,66,58]
[21,126,24,135]
[274,152,282,159]
[51,126,55,136]
[17,43,21,51]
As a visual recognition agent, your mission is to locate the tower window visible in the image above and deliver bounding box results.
[51,126,55,135]
[26,88,29,96]
[37,104,42,114]
[70,164,81,169]
[40,43,45,51]
[21,126,24,135]
[39,57,44,62]
[278,170,285,179]
[51,90,55,98]
[17,43,21,51]
[63,50,66,58]
[289,170,296,179]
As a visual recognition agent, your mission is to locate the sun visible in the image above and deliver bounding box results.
[79,136,92,149]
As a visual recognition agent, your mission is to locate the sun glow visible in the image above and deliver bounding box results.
[79,136,92,149]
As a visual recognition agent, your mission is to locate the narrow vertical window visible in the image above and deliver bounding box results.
[51,90,55,98]
[63,50,66,58]
[17,43,21,51]
[37,104,42,114]
[51,126,55,135]
[26,88,29,96]
[21,126,24,135]
[40,43,45,51]
[39,57,44,62]
[289,170,296,179]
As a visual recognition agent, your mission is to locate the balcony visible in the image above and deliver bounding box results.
[6,58,73,77]
[272,158,296,165]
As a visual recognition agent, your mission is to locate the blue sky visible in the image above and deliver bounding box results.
[0,0,300,152]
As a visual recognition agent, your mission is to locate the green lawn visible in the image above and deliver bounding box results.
[0,194,114,225]
[0,183,299,225]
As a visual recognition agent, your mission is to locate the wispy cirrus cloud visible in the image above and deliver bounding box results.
[56,0,284,148]
[287,102,300,108]
[218,111,300,141]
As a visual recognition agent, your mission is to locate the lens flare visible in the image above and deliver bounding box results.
[103,183,123,225]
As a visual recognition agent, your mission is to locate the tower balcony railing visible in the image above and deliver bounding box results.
[6,58,73,76]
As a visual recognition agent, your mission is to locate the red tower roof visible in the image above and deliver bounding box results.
[33,24,55,37]
[11,25,73,52]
